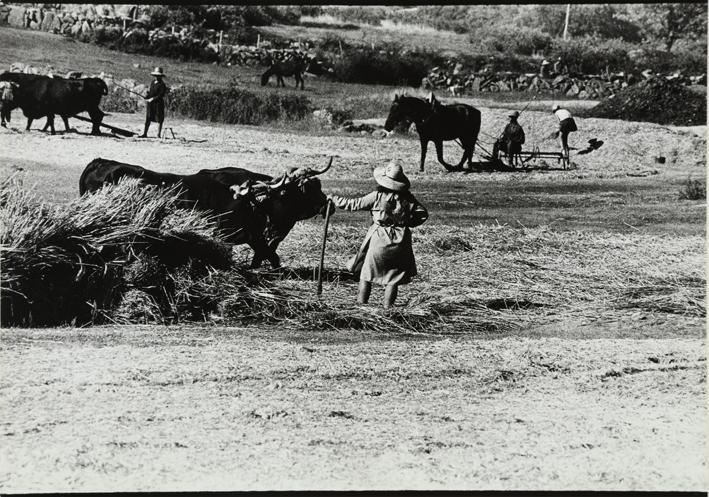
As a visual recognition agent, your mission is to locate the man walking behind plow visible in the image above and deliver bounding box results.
[327,160,428,309]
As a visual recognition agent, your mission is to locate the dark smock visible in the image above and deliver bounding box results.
[146,79,167,123]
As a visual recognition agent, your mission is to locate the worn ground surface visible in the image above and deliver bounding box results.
[0,27,707,492]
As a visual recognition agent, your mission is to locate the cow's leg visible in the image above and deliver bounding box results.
[26,117,33,131]
[45,115,56,135]
[419,138,428,172]
[62,115,71,133]
[249,238,280,269]
[434,140,456,171]
[88,108,102,135]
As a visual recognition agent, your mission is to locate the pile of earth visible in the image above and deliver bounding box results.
[586,77,706,126]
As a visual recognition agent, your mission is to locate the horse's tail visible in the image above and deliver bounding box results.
[469,106,482,149]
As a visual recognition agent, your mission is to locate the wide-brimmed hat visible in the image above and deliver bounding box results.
[150,67,165,77]
[373,160,410,192]
[508,110,520,118]
[551,104,560,112]
[541,59,550,66]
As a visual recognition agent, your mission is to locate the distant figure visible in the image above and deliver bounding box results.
[540,59,551,78]
[0,81,16,127]
[492,110,526,167]
[140,66,168,138]
[551,104,577,159]
[553,56,567,76]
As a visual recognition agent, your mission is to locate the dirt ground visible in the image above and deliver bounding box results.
[0,327,705,491]
[0,99,706,490]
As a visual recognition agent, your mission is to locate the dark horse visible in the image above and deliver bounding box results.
[261,57,307,89]
[384,94,481,172]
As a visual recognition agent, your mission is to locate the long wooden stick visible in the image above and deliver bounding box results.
[71,114,136,137]
[316,200,333,297]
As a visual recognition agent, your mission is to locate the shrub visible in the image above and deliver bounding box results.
[551,37,633,74]
[332,43,446,87]
[473,27,552,56]
[166,85,313,125]
[678,178,706,200]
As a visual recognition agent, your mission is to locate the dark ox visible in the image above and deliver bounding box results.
[384,94,481,172]
[78,158,333,268]
[0,72,108,135]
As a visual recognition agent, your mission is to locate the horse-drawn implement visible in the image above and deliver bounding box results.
[496,146,570,170]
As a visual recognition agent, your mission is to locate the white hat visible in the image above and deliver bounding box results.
[373,160,410,192]
[551,104,560,112]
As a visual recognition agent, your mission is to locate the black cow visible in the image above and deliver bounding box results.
[79,158,333,268]
[0,72,108,135]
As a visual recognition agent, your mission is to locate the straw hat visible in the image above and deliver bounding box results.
[150,66,165,77]
[541,59,550,66]
[551,104,560,112]
[508,110,520,118]
[373,160,410,192]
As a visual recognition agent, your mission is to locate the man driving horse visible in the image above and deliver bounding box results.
[492,111,525,168]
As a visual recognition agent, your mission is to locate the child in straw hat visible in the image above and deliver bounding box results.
[328,160,428,308]
[140,66,168,138]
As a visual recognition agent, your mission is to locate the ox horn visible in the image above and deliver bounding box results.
[266,175,287,190]
[311,156,334,176]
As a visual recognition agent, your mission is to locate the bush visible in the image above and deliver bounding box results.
[551,37,633,75]
[474,27,552,56]
[166,85,313,125]
[332,43,446,87]
[678,178,706,200]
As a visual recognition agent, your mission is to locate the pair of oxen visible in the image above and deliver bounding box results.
[0,72,107,135]
[79,157,334,269]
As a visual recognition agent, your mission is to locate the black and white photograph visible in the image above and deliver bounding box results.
[0,2,706,492]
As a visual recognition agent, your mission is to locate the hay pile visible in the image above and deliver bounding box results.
[586,77,706,126]
[0,177,510,334]
[0,177,234,326]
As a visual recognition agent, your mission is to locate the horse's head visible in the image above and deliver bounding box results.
[385,94,411,132]
[385,94,432,132]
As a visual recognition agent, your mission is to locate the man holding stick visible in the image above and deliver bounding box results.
[140,67,168,138]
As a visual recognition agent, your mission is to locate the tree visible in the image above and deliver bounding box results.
[626,3,708,51]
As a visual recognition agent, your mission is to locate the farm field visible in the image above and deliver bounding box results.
[0,24,707,492]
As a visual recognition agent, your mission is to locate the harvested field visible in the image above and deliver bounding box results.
[0,26,706,492]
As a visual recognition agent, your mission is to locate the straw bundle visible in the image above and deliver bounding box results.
[0,178,232,326]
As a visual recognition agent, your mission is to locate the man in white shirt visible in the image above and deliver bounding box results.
[551,104,577,159]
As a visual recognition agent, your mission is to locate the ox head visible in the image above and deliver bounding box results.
[230,157,334,220]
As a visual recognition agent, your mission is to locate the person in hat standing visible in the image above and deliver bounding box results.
[140,66,168,138]
[539,59,551,78]
[327,161,428,309]
[492,110,526,168]
[551,103,578,160]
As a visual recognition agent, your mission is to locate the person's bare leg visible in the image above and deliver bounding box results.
[358,280,372,304]
[140,116,150,138]
[384,284,398,308]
